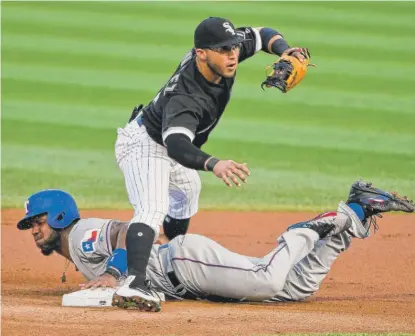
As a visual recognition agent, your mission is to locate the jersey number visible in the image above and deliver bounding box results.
[164,74,180,95]
[152,51,192,104]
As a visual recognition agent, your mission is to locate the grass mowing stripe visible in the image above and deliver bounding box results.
[3,10,413,42]
[1,168,129,210]
[4,62,414,114]
[4,143,413,191]
[308,57,415,80]
[5,100,415,135]
[4,119,414,181]
[3,7,415,53]
[2,144,119,178]
[4,32,414,71]
[237,66,414,97]
[1,50,188,81]
[2,119,116,151]
[149,2,415,27]
[9,1,414,30]
[200,167,415,210]
[3,114,413,156]
[210,119,414,156]
[4,47,415,88]
[205,138,415,180]
[308,72,414,97]
[122,2,415,37]
[3,50,414,97]
[3,166,413,211]
[2,101,126,129]
[310,0,415,15]
[3,34,415,75]
[226,99,415,131]
[1,62,178,91]
[2,78,154,108]
[2,6,202,36]
[3,75,414,118]
[2,34,191,62]
[1,17,191,47]
[252,86,415,115]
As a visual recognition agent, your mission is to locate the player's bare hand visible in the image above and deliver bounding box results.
[213,160,250,187]
[282,47,310,63]
[80,273,117,289]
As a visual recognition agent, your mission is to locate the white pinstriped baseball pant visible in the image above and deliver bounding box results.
[115,120,201,238]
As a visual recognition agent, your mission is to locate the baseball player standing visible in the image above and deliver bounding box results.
[114,17,311,311]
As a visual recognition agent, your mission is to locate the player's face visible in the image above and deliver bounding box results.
[205,43,241,78]
[31,215,57,249]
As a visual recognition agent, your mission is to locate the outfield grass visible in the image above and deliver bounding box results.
[2,2,415,210]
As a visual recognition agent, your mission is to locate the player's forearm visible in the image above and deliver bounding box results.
[257,27,290,56]
[165,133,218,171]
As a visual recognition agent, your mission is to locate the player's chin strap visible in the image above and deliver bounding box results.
[363,212,381,235]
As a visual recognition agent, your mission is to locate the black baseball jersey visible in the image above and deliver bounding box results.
[142,27,262,148]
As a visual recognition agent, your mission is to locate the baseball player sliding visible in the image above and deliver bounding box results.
[17,182,413,310]
[115,16,314,311]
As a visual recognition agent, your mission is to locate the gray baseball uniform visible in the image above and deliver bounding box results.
[161,228,350,302]
[67,208,352,302]
[68,218,114,281]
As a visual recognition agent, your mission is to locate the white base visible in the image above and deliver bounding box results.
[62,288,117,307]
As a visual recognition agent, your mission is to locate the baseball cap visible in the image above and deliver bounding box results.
[194,17,246,49]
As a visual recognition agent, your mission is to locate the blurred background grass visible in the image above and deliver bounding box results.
[2,1,414,211]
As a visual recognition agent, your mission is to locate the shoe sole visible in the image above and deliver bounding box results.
[112,294,161,312]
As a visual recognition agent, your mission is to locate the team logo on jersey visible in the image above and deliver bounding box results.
[81,229,99,253]
[223,22,235,35]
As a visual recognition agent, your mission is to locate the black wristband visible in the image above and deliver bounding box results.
[205,157,219,171]
[105,267,122,281]
[271,39,290,56]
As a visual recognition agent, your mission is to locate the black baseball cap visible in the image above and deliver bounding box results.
[194,17,246,49]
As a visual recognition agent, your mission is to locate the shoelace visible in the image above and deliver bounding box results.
[145,279,164,301]
[367,213,380,234]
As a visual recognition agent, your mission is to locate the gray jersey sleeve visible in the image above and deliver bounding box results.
[68,218,114,280]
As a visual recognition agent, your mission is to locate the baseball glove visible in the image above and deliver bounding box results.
[261,48,315,93]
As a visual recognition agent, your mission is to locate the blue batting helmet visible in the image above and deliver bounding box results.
[17,189,80,230]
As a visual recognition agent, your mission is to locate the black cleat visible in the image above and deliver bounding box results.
[347,180,414,217]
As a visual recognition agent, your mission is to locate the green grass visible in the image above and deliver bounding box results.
[2,2,415,210]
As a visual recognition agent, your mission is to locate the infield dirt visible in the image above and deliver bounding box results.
[2,209,414,335]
